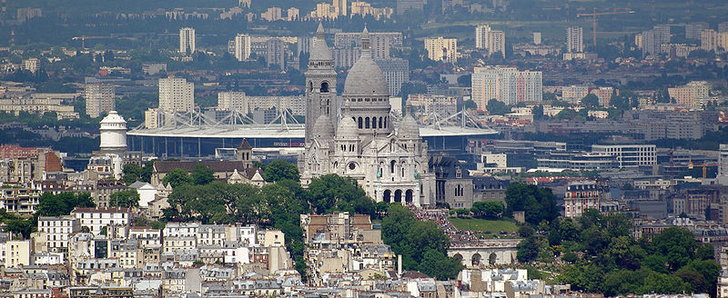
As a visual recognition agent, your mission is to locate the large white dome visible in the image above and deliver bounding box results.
[343,28,389,96]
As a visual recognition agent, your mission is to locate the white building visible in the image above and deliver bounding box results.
[84,83,115,118]
[37,216,80,253]
[129,181,157,208]
[22,58,40,74]
[299,26,436,206]
[567,26,584,53]
[234,33,252,61]
[591,144,656,168]
[217,91,247,112]
[70,207,131,235]
[179,27,196,55]
[718,144,728,186]
[5,240,32,268]
[475,25,492,49]
[424,37,458,63]
[471,66,543,107]
[159,77,194,113]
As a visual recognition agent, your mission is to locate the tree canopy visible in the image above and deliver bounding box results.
[381,204,463,280]
[109,190,140,208]
[504,183,559,225]
[36,192,95,217]
[262,160,300,182]
[486,99,511,115]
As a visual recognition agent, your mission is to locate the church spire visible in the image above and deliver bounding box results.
[316,22,325,39]
[361,26,371,53]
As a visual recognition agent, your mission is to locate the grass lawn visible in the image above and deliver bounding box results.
[449,218,519,233]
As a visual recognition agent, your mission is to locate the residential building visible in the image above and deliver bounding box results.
[233,34,252,61]
[0,145,63,184]
[475,24,491,49]
[406,94,457,116]
[71,207,132,236]
[591,144,656,168]
[0,94,79,119]
[562,85,589,104]
[563,180,602,218]
[566,26,584,53]
[217,92,247,112]
[668,81,711,108]
[590,87,614,107]
[158,77,194,113]
[471,66,543,107]
[0,187,41,215]
[84,83,115,118]
[261,7,282,21]
[333,0,347,16]
[718,144,728,186]
[701,29,719,52]
[6,240,32,268]
[265,39,287,70]
[533,32,542,45]
[286,7,299,20]
[334,31,403,60]
[22,58,40,74]
[179,27,196,55]
[374,58,409,96]
[424,37,458,63]
[487,30,506,58]
[37,216,81,253]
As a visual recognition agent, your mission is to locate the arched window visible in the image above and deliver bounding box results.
[358,117,363,129]
[378,117,383,128]
[308,81,313,92]
[371,117,377,128]
[390,160,396,173]
[384,117,387,128]
[365,117,370,129]
[320,82,329,93]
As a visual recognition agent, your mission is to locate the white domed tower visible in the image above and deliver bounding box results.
[342,27,392,138]
[305,23,337,144]
[99,111,128,155]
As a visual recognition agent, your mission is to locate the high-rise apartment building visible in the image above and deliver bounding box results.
[265,39,287,70]
[533,32,542,45]
[158,77,194,113]
[475,25,506,58]
[234,34,252,61]
[487,30,506,58]
[475,25,491,49]
[701,29,718,52]
[375,58,410,97]
[566,26,584,53]
[424,37,458,63]
[333,0,347,16]
[85,84,115,118]
[334,32,403,60]
[179,27,196,55]
[471,66,542,108]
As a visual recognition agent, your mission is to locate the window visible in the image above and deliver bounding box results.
[320,82,329,93]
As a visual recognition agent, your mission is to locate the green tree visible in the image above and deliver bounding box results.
[504,183,559,225]
[121,164,143,185]
[163,168,192,188]
[580,94,600,107]
[262,160,300,182]
[462,99,478,110]
[36,192,94,216]
[517,236,541,263]
[471,201,504,218]
[307,174,374,216]
[486,99,511,115]
[191,163,215,185]
[5,219,33,239]
[649,227,698,271]
[109,190,140,208]
[381,204,463,280]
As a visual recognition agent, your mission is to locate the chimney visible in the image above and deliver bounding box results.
[397,254,402,276]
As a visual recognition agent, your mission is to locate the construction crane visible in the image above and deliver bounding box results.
[688,162,719,179]
[577,8,636,48]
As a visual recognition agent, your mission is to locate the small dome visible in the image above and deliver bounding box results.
[312,114,334,140]
[398,115,420,139]
[309,23,333,62]
[100,111,126,125]
[336,116,358,139]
